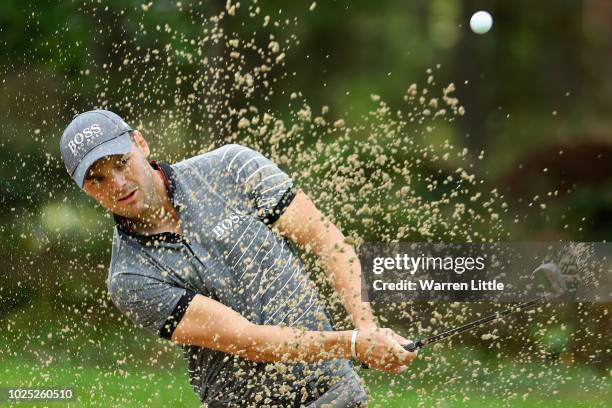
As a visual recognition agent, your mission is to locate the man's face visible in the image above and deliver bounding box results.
[82,132,159,218]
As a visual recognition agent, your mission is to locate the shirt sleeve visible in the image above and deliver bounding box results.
[108,272,196,339]
[217,144,297,225]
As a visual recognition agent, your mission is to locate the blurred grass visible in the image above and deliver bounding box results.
[1,300,610,407]
[361,348,612,407]
[0,352,608,407]
[0,357,200,407]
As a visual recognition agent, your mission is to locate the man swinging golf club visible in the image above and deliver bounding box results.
[59,110,417,407]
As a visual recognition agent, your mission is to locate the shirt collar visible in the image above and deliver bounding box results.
[113,160,183,243]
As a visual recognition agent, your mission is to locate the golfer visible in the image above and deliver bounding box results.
[59,110,417,407]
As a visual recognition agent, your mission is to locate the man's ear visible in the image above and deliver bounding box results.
[132,130,150,158]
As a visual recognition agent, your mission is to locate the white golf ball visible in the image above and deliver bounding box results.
[470,11,493,34]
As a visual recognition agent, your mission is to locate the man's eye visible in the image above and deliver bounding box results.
[119,157,130,166]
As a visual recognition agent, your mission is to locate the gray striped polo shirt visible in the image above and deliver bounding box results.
[106,144,355,407]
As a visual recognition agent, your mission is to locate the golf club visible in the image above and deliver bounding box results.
[360,262,568,369]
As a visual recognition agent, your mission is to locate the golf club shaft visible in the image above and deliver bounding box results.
[361,296,547,368]
[408,296,547,350]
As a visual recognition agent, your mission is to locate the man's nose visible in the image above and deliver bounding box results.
[110,169,129,192]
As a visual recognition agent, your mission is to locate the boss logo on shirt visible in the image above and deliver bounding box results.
[68,124,103,155]
[212,212,247,238]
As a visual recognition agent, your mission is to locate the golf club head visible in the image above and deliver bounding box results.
[531,262,567,299]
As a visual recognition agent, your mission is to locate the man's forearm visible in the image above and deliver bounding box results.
[243,325,354,363]
[271,191,377,330]
[170,293,355,364]
[317,233,378,329]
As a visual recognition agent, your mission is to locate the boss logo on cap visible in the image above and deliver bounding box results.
[68,124,103,155]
